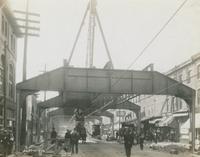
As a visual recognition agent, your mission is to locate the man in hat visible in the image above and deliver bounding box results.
[64,129,71,153]
[50,127,57,144]
[123,127,134,157]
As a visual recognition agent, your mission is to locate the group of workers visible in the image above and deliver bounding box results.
[50,127,81,155]
[50,108,86,155]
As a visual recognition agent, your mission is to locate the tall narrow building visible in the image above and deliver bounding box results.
[0,1,21,128]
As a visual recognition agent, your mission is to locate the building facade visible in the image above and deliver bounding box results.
[132,53,200,143]
[0,2,21,128]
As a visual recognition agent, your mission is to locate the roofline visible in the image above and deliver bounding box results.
[2,2,22,37]
[165,52,200,76]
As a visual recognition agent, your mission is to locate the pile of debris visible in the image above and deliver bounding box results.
[23,143,45,156]
[149,142,190,154]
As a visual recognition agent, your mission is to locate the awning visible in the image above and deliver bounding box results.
[141,116,162,122]
[173,110,189,118]
[173,112,188,117]
[158,116,174,127]
[181,113,200,129]
[149,118,162,124]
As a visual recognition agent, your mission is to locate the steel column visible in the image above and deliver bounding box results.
[191,93,196,153]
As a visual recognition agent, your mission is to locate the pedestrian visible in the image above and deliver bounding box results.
[139,124,145,150]
[50,127,57,144]
[70,128,80,154]
[64,129,71,155]
[1,129,10,157]
[7,128,14,155]
[123,127,134,157]
[80,127,87,144]
[116,131,119,140]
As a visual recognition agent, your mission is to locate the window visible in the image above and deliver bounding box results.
[0,106,3,116]
[179,74,183,83]
[179,99,182,110]
[11,34,16,51]
[8,64,14,98]
[5,21,8,37]
[1,16,9,38]
[0,55,5,93]
[1,15,4,34]
[197,65,200,79]
[7,109,14,119]
[0,119,3,125]
[198,89,200,106]
[0,68,3,93]
[186,70,191,83]
[171,97,175,112]
[175,98,179,111]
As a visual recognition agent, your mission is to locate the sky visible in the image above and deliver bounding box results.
[9,0,200,83]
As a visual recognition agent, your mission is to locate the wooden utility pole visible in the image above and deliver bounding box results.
[14,0,40,147]
[22,0,29,81]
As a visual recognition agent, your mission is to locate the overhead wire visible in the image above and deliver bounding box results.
[86,0,190,117]
[127,0,189,69]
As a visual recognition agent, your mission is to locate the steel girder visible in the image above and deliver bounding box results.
[17,67,195,106]
[38,94,139,118]
[38,94,91,109]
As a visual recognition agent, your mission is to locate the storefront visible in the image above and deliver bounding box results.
[180,113,200,150]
